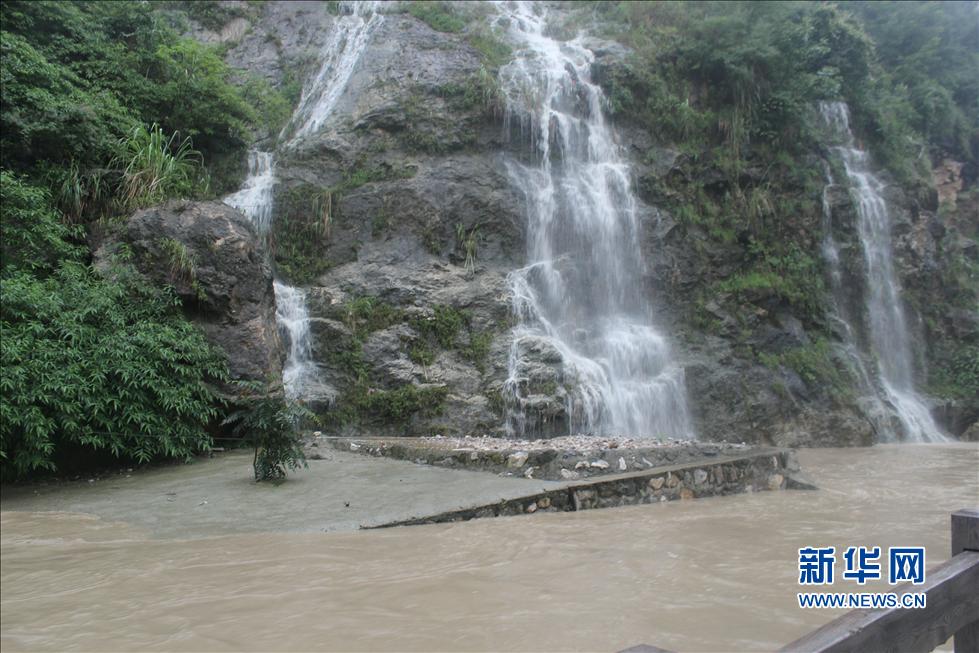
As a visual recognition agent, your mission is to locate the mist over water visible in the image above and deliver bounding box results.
[497,1,693,439]
[820,102,946,443]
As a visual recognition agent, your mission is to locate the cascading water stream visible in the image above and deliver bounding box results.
[819,101,946,443]
[223,151,276,233]
[224,1,382,400]
[821,162,892,433]
[284,1,383,142]
[224,151,318,400]
[496,1,693,438]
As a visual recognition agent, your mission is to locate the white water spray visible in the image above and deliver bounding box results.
[225,1,383,400]
[497,2,693,438]
[820,101,946,442]
[223,151,276,233]
[273,282,316,400]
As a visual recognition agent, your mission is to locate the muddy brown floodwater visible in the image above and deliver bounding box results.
[2,444,977,652]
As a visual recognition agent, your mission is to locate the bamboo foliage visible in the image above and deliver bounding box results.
[113,124,206,211]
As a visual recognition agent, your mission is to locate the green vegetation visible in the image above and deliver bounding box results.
[0,175,229,478]
[399,0,509,146]
[455,223,480,275]
[222,386,313,483]
[593,0,976,181]
[2,2,258,192]
[351,385,449,423]
[928,344,979,403]
[271,164,415,282]
[160,237,196,283]
[0,1,281,478]
[405,1,467,34]
[758,339,849,400]
[324,297,452,428]
[465,331,494,372]
[114,124,208,211]
[589,3,856,331]
[324,299,494,427]
[412,305,467,348]
[412,305,495,370]
[585,2,950,337]
[846,1,978,173]
[272,184,335,284]
[440,68,505,117]
[240,74,294,138]
[403,0,512,72]
[344,297,405,338]
[162,0,255,32]
[468,30,513,71]
[711,243,826,321]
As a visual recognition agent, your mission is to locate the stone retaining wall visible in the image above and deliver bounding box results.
[370,449,806,528]
[324,436,759,481]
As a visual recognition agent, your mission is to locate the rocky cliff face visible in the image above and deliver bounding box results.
[190,2,977,445]
[214,5,524,436]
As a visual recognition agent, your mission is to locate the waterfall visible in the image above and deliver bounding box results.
[819,101,947,443]
[273,282,316,400]
[285,1,383,142]
[496,1,693,439]
[225,154,318,400]
[224,0,383,400]
[223,151,276,233]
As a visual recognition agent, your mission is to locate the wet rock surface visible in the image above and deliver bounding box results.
[198,2,976,446]
[256,11,521,436]
[95,200,283,389]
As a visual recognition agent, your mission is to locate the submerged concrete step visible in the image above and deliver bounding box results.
[367,447,810,528]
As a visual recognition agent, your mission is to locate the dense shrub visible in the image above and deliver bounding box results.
[1,1,255,172]
[0,1,289,477]
[0,176,228,478]
[222,388,311,483]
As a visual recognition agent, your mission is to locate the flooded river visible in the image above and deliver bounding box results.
[2,444,977,652]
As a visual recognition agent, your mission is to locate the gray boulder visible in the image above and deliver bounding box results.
[96,200,283,391]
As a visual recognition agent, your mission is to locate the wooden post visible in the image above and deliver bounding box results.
[952,508,979,653]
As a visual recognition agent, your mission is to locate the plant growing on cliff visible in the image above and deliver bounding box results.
[413,304,468,349]
[344,297,404,338]
[405,1,467,33]
[272,184,336,284]
[464,330,494,372]
[456,223,479,275]
[758,338,849,401]
[114,124,207,211]
[160,238,197,283]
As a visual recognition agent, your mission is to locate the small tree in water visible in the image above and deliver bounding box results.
[223,383,312,482]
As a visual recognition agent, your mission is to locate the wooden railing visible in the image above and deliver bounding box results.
[620,508,979,653]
